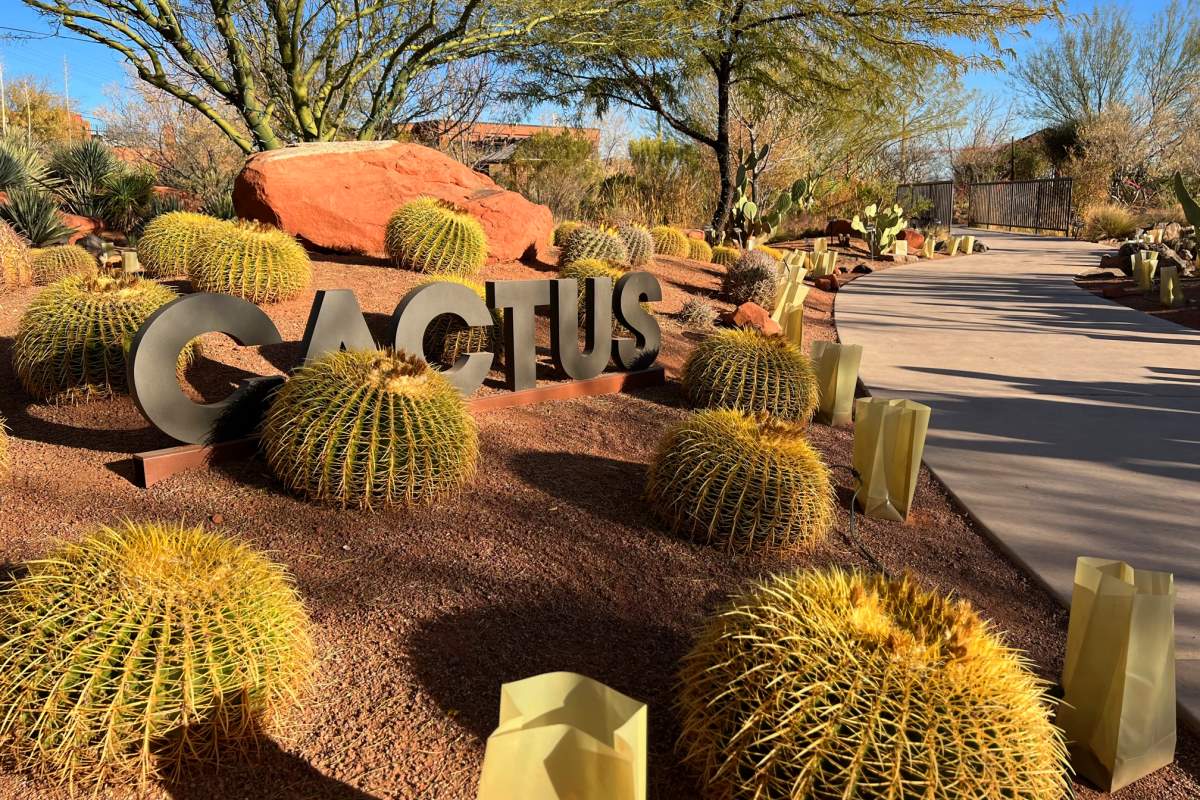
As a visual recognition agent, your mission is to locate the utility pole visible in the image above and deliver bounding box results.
[0,61,7,138]
[63,56,71,142]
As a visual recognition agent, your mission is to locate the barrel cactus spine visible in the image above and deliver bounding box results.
[682,328,818,421]
[553,220,584,247]
[384,197,488,277]
[29,244,96,285]
[711,244,740,267]
[721,248,780,307]
[0,221,32,290]
[687,238,713,263]
[189,220,312,304]
[560,224,629,266]
[650,225,689,257]
[618,223,654,266]
[417,275,502,367]
[138,210,227,278]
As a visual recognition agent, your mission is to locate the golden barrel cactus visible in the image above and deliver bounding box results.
[682,328,818,421]
[12,273,192,402]
[678,569,1069,800]
[553,220,583,246]
[687,238,713,263]
[558,257,634,333]
[711,244,739,267]
[0,221,33,290]
[138,211,226,278]
[617,223,654,266]
[417,275,501,367]
[560,224,629,266]
[262,349,478,508]
[651,225,689,257]
[0,521,313,788]
[189,220,312,304]
[646,410,835,552]
[385,197,488,276]
[30,244,96,285]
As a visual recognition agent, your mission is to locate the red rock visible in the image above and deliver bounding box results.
[825,218,855,243]
[684,229,706,240]
[62,213,101,244]
[722,302,782,336]
[814,275,840,292]
[898,228,925,251]
[233,141,553,263]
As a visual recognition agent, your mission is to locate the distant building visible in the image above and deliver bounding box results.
[402,121,600,172]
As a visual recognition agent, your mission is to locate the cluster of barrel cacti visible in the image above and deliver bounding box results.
[190,220,312,304]
[678,569,1070,799]
[418,275,500,366]
[0,521,313,788]
[385,197,489,277]
[617,223,654,266]
[560,224,629,265]
[720,249,780,307]
[11,273,194,402]
[138,210,225,278]
[0,220,32,290]
[646,409,834,552]
[30,244,95,285]
[650,225,689,257]
[262,349,479,509]
[682,328,818,421]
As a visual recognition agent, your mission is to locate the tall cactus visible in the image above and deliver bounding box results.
[720,144,816,248]
[852,202,907,259]
[1174,172,1200,230]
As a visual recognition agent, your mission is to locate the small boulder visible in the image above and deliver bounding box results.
[814,275,840,292]
[62,213,101,245]
[852,264,873,274]
[721,302,782,336]
[898,228,925,251]
[825,218,854,244]
[1076,267,1120,281]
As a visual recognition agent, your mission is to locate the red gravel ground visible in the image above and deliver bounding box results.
[0,246,1198,799]
[1076,268,1200,332]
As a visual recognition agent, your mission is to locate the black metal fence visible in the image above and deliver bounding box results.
[967,178,1073,233]
[896,181,953,231]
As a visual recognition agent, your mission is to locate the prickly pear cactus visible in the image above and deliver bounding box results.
[29,244,96,285]
[682,328,818,421]
[852,202,907,259]
[1174,172,1200,230]
[385,197,488,276]
[678,568,1070,800]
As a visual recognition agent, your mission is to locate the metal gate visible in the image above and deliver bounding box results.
[967,178,1073,233]
[896,181,953,231]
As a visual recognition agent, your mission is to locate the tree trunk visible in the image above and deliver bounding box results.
[708,55,735,237]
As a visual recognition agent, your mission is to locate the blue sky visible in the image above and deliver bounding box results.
[0,0,1176,138]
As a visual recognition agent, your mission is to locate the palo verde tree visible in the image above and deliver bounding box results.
[513,0,1060,233]
[23,0,611,154]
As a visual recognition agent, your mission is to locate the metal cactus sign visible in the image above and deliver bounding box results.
[127,273,663,444]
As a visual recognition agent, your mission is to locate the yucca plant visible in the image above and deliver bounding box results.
[12,273,193,402]
[138,211,227,278]
[0,520,313,789]
[0,220,32,290]
[50,139,119,219]
[687,238,713,262]
[650,225,689,257]
[712,244,740,267]
[189,220,312,304]
[417,275,501,367]
[384,197,488,276]
[0,188,74,247]
[262,349,479,508]
[682,328,818,421]
[102,169,157,236]
[646,409,834,552]
[0,137,52,194]
[559,224,629,266]
[553,219,584,246]
[721,248,779,307]
[617,223,654,266]
[201,191,237,220]
[30,244,96,285]
[678,569,1070,799]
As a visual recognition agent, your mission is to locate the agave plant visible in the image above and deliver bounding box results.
[0,189,74,247]
[102,170,156,236]
[202,190,237,220]
[0,137,52,194]
[51,139,120,219]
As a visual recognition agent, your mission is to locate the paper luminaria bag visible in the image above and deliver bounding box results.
[1057,558,1176,793]
[1160,265,1184,307]
[811,341,862,426]
[851,397,931,521]
[476,672,647,800]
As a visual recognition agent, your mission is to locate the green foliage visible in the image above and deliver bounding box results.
[711,244,740,267]
[553,220,584,246]
[384,197,488,277]
[190,221,312,304]
[138,211,226,278]
[720,249,780,307]
[102,170,157,235]
[1174,172,1200,230]
[0,520,313,788]
[50,139,120,218]
[202,191,237,220]
[0,189,74,247]
[417,275,501,367]
[678,569,1070,799]
[497,132,603,220]
[1081,202,1139,241]
[650,225,689,257]
[645,409,834,552]
[686,237,712,262]
[620,136,713,226]
[30,245,96,285]
[560,224,629,265]
[0,221,33,290]
[262,349,479,508]
[722,144,816,247]
[682,328,818,421]
[12,273,193,402]
[0,137,51,194]
[852,202,907,258]
[617,223,654,266]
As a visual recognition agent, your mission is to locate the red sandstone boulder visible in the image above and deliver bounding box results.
[233,141,553,263]
[721,302,782,336]
[898,228,925,251]
[62,213,101,244]
[825,218,855,244]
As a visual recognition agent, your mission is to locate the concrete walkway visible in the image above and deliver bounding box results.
[835,229,1200,726]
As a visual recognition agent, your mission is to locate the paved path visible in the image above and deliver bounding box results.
[835,229,1200,726]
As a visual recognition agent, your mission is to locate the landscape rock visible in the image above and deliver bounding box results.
[972,239,989,253]
[1099,253,1130,275]
[825,218,854,244]
[721,302,782,336]
[852,264,873,274]
[233,140,553,263]
[62,214,101,245]
[898,228,925,251]
[814,275,840,292]
[1076,268,1120,281]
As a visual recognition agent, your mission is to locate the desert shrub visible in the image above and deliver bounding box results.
[495,131,603,220]
[678,297,717,329]
[0,137,50,194]
[686,238,713,262]
[12,273,193,402]
[553,220,583,246]
[0,189,73,247]
[189,221,311,304]
[102,169,157,235]
[144,192,187,221]
[138,211,226,278]
[617,223,654,266]
[650,225,689,257]
[262,349,478,508]
[756,244,784,259]
[416,275,501,367]
[678,569,1069,799]
[682,328,818,421]
[0,520,313,788]
[560,224,629,266]
[384,197,487,276]
[30,244,95,285]
[1082,202,1139,241]
[646,409,834,552]
[721,249,780,307]
[0,221,32,290]
[712,244,739,266]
